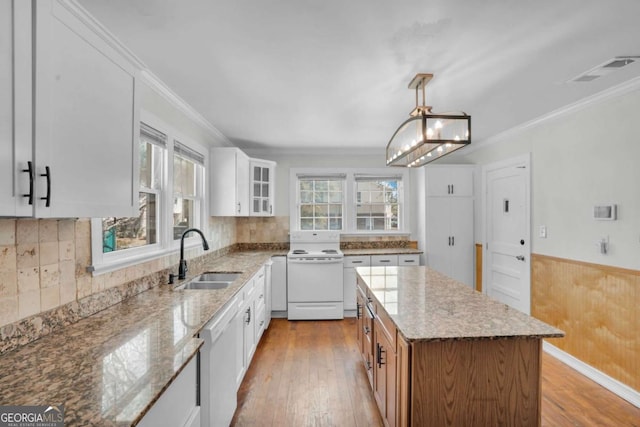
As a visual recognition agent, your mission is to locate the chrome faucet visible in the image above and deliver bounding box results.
[178,228,210,280]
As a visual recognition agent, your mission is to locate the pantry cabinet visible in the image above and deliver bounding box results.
[249,158,276,216]
[425,165,473,197]
[425,165,475,287]
[1,0,140,218]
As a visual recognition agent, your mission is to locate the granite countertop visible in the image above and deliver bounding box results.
[0,251,273,427]
[356,265,564,342]
[342,248,422,256]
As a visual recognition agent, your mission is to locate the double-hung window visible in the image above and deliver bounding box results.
[291,168,408,234]
[296,174,346,230]
[172,140,205,240]
[102,122,166,254]
[355,175,402,231]
[91,114,207,274]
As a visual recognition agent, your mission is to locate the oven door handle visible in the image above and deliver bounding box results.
[288,258,343,264]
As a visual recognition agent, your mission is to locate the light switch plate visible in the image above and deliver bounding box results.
[539,225,547,238]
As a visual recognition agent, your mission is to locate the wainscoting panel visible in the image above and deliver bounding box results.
[531,254,639,392]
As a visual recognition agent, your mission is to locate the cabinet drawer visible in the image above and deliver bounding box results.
[398,254,420,265]
[371,255,399,266]
[345,256,371,268]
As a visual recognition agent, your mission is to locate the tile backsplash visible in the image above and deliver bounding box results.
[0,217,236,330]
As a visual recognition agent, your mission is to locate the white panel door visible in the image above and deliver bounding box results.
[485,159,530,314]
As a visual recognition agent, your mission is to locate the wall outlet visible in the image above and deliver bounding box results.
[539,225,547,238]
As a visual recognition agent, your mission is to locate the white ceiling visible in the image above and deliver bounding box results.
[78,0,640,153]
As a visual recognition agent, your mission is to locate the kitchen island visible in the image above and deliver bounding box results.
[356,266,564,427]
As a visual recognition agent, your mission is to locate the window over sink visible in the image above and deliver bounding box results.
[90,111,208,274]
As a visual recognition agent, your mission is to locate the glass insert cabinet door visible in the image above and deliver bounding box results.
[250,160,275,216]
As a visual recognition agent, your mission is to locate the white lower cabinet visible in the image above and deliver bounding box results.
[344,254,421,315]
[343,256,371,312]
[138,357,200,427]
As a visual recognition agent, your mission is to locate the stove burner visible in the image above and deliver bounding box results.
[292,249,308,254]
[322,249,339,254]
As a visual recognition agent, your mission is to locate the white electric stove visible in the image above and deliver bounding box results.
[287,231,344,320]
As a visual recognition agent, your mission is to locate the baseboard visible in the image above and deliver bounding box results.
[543,341,640,408]
[271,311,288,319]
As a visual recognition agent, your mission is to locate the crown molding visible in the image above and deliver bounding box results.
[140,70,233,147]
[465,76,640,154]
[61,0,233,148]
[243,146,386,158]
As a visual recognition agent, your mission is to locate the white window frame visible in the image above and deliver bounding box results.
[289,167,410,235]
[90,111,208,275]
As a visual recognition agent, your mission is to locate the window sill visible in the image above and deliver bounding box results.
[88,239,204,276]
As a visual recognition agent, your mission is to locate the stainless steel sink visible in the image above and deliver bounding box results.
[176,271,242,290]
[195,272,242,282]
[180,281,232,290]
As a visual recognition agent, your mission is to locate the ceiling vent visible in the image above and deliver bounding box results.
[569,56,639,83]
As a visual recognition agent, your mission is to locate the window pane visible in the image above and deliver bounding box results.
[300,219,313,230]
[174,156,196,197]
[314,181,328,191]
[329,191,342,203]
[254,183,261,197]
[314,191,328,203]
[300,181,313,191]
[140,142,163,190]
[103,192,157,252]
[300,205,314,217]
[300,191,313,203]
[262,183,269,197]
[254,166,261,181]
[329,204,342,217]
[328,181,342,191]
[173,198,195,239]
[263,168,269,182]
[314,218,328,230]
[314,205,328,217]
[329,218,342,230]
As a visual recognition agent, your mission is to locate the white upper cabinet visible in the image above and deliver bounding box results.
[249,159,276,216]
[426,165,474,197]
[210,148,276,217]
[210,147,250,216]
[1,0,140,218]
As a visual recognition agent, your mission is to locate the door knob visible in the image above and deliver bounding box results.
[516,255,525,261]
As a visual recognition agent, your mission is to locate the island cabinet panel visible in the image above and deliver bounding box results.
[410,338,542,427]
[396,336,411,427]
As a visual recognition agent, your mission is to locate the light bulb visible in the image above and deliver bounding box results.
[426,128,434,139]
[396,150,402,157]
[427,152,432,157]
[403,144,410,152]
[437,145,443,153]
[445,143,452,148]
[454,135,460,141]
[411,139,417,147]
[435,120,443,129]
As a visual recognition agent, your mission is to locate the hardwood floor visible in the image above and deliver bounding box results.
[232,319,640,427]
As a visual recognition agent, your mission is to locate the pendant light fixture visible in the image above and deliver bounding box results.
[386,73,471,167]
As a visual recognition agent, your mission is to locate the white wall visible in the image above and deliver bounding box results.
[243,148,422,240]
[460,83,640,270]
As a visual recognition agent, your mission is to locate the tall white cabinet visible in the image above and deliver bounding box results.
[425,165,475,287]
[1,0,140,218]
